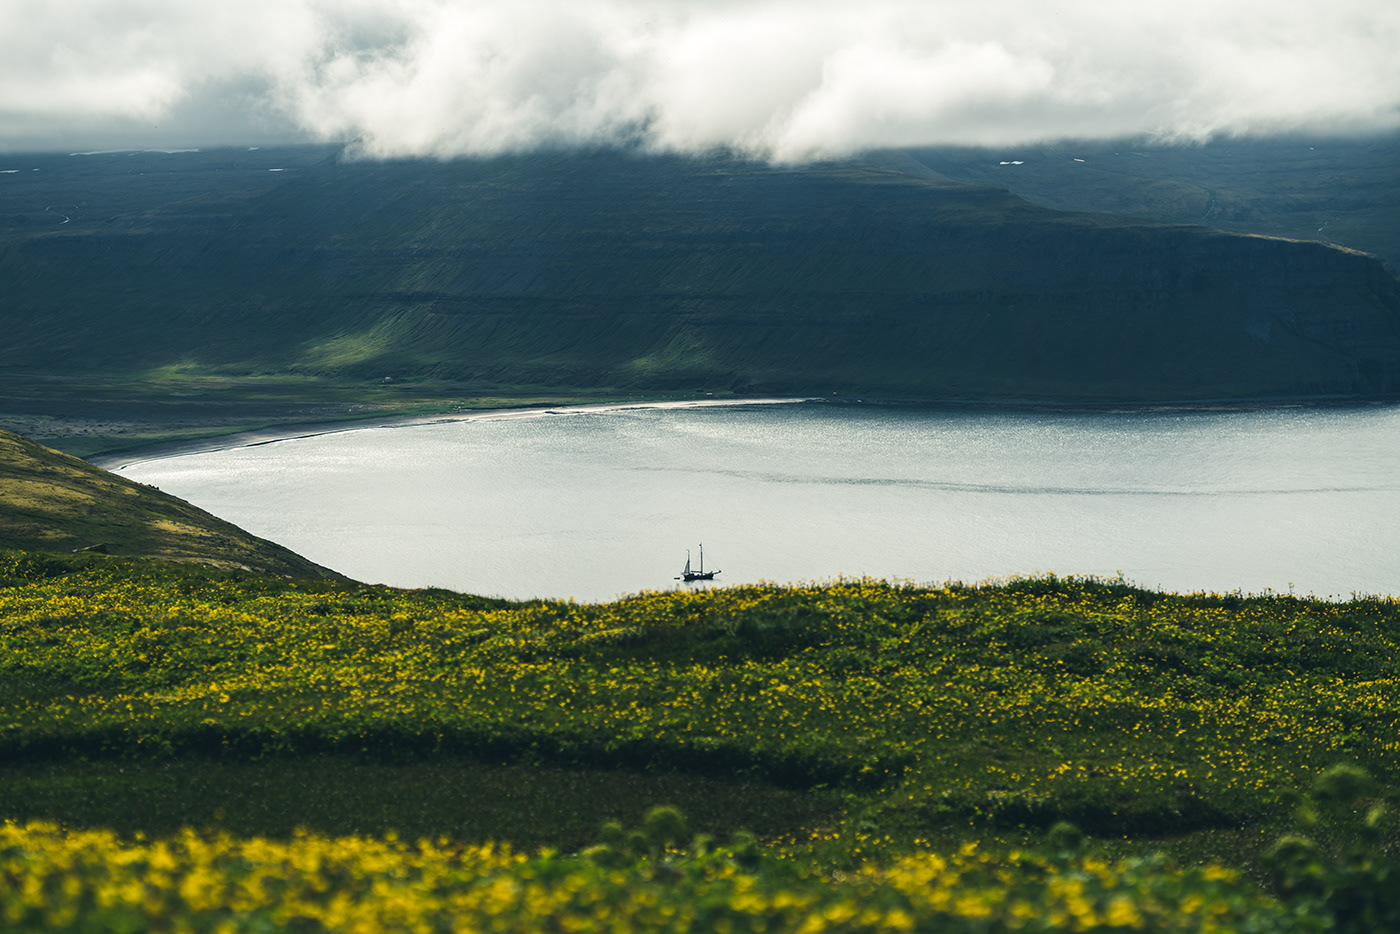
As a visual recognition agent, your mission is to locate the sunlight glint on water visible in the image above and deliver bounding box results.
[118,403,1400,602]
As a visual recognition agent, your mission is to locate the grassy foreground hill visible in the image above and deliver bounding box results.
[2,551,1397,930]
[0,429,335,577]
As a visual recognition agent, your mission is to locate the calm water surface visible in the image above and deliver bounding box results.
[117,402,1400,601]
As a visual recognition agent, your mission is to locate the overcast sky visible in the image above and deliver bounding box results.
[4,0,1399,158]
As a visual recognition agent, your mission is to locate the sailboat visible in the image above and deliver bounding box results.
[676,544,719,582]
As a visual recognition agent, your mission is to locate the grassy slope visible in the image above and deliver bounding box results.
[2,552,1395,873]
[3,147,1400,415]
[0,430,336,577]
[906,134,1400,269]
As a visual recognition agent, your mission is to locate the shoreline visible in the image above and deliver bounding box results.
[81,392,1400,470]
[89,397,814,470]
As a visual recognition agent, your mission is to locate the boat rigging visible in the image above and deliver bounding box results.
[676,544,719,582]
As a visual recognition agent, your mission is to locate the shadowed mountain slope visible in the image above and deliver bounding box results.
[3,147,1400,402]
[903,134,1400,269]
[0,429,337,577]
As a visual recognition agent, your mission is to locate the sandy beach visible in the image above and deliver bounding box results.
[89,398,811,470]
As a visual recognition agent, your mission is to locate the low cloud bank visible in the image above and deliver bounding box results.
[4,0,1399,158]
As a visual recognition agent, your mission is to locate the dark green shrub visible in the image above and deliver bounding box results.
[1266,764,1399,933]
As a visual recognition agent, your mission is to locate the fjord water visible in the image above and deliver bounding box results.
[118,402,1400,602]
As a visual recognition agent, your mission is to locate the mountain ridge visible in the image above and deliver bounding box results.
[2,146,1399,405]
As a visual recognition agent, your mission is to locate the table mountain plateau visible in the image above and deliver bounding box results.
[2,146,1399,403]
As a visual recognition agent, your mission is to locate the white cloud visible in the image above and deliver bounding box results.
[285,3,655,156]
[767,41,1057,159]
[2,0,1398,156]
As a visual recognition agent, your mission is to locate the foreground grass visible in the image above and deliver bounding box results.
[4,553,1396,839]
[1,550,1398,929]
[0,757,835,850]
[2,817,1311,934]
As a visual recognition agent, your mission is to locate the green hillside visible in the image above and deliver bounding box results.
[2,552,1397,930]
[0,429,336,576]
[3,145,1400,428]
[3,555,1397,852]
[906,134,1400,269]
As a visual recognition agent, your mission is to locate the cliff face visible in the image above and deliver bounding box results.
[3,149,1399,402]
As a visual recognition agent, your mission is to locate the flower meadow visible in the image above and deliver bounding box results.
[2,816,1324,934]
[1,550,1398,931]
